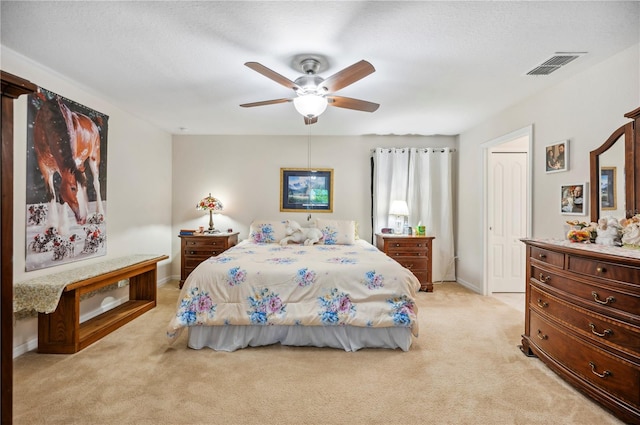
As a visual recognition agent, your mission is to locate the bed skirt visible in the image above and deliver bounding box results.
[188,325,413,352]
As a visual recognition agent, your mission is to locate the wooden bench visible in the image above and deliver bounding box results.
[16,255,168,354]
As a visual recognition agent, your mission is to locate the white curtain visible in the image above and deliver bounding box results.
[372,147,456,282]
[372,148,410,230]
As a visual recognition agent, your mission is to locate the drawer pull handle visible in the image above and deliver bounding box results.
[536,330,548,340]
[417,244,422,247]
[395,243,400,247]
[189,251,195,255]
[589,362,611,379]
[405,264,413,269]
[588,323,613,338]
[596,266,606,273]
[538,253,546,259]
[537,299,548,308]
[591,292,615,305]
[539,273,550,283]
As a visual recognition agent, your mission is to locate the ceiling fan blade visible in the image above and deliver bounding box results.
[327,96,379,113]
[240,98,293,108]
[304,116,318,125]
[245,62,300,91]
[320,60,375,93]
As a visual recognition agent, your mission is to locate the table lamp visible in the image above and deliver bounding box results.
[389,200,409,234]
[197,193,223,233]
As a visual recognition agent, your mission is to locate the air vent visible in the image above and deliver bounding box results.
[526,52,587,76]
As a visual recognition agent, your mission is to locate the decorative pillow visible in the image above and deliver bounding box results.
[314,219,356,245]
[248,220,287,244]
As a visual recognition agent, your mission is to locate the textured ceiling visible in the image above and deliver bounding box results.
[1,1,638,136]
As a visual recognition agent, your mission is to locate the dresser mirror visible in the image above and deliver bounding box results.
[590,107,640,223]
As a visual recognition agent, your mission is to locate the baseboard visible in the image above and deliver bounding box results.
[13,338,38,358]
[454,278,482,294]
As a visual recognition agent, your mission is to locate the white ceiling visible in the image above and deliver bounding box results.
[1,1,638,136]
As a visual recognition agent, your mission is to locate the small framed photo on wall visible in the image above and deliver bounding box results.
[545,140,568,173]
[561,183,587,215]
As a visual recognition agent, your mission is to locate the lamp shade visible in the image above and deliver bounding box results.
[293,94,328,118]
[389,200,409,216]
[196,193,223,212]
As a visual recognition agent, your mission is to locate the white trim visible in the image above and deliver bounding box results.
[455,278,483,295]
[481,125,534,296]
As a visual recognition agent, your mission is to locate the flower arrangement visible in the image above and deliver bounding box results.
[565,220,597,243]
[619,214,640,248]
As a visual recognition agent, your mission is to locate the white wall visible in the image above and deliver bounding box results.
[456,44,640,293]
[3,48,174,355]
[171,135,458,278]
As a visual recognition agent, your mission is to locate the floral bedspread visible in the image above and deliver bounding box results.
[167,240,420,342]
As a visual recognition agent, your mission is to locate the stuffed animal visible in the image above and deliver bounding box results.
[595,216,622,246]
[280,220,323,246]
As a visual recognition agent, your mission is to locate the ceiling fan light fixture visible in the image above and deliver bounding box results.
[293,94,328,118]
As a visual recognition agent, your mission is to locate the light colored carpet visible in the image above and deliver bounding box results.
[13,282,624,425]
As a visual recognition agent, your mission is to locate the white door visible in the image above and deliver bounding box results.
[488,152,527,292]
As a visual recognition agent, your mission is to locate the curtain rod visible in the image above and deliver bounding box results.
[370,147,457,153]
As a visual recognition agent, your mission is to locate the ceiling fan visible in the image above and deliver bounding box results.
[240,56,379,125]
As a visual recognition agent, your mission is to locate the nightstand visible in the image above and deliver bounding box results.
[375,233,435,292]
[179,232,239,288]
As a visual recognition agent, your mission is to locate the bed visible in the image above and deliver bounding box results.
[167,219,420,352]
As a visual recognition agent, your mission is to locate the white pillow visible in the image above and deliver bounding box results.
[248,220,287,244]
[315,219,356,245]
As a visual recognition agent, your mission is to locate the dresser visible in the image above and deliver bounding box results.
[179,233,239,288]
[375,234,435,292]
[521,239,640,424]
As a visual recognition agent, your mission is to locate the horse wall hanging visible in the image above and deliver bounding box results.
[26,88,109,271]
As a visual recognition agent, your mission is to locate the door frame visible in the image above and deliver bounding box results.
[481,125,533,296]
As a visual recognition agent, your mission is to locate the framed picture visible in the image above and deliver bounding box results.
[560,183,587,215]
[600,167,617,210]
[280,168,333,212]
[545,140,568,173]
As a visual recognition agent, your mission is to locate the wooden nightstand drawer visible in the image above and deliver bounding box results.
[385,239,430,251]
[184,238,227,249]
[179,233,239,288]
[375,233,435,292]
[393,256,428,270]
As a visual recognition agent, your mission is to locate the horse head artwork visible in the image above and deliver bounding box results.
[33,92,105,235]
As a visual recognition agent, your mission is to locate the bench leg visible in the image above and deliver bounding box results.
[38,290,80,354]
[129,267,157,306]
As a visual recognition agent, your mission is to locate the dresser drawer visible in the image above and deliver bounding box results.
[530,284,640,356]
[532,265,640,320]
[530,310,640,407]
[568,255,640,287]
[529,246,564,269]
